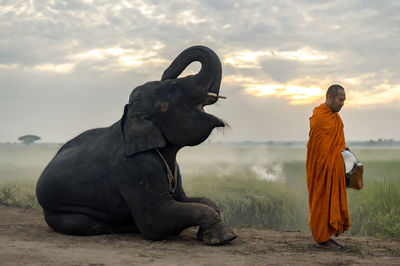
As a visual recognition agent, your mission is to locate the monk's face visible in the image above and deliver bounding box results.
[327,89,346,112]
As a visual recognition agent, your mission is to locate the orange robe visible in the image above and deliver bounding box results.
[306,103,350,243]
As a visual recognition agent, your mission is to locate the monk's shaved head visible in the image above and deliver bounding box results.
[326,84,345,98]
[325,84,346,112]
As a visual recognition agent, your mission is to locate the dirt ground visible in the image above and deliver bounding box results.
[0,206,399,266]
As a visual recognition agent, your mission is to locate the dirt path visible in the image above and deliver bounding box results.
[0,206,399,265]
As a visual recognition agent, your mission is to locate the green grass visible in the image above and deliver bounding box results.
[278,159,400,238]
[357,161,400,184]
[279,159,400,238]
[348,180,400,237]
[0,179,39,208]
[0,144,399,238]
[183,168,308,231]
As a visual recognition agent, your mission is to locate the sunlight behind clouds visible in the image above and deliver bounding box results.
[224,47,330,69]
[245,83,324,105]
[347,84,400,106]
[26,46,169,73]
[224,51,272,68]
[33,63,75,73]
[242,79,400,107]
[223,74,325,105]
[278,47,329,61]
[70,47,168,71]
[75,48,125,60]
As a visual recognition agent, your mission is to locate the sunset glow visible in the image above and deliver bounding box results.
[244,82,400,106]
[223,50,272,68]
[347,84,400,106]
[245,84,324,105]
[33,63,75,73]
[75,48,126,60]
[279,47,329,61]
[69,48,169,70]
[224,47,330,69]
[222,71,400,107]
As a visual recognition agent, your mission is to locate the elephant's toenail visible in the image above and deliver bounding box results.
[210,238,219,245]
[224,233,236,241]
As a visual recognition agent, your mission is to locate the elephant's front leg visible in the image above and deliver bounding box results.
[173,175,220,214]
[174,183,224,241]
[178,196,224,241]
[143,200,235,245]
[118,157,236,245]
[121,183,236,245]
[181,196,220,214]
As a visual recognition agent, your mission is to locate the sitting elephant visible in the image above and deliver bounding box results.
[36,45,237,245]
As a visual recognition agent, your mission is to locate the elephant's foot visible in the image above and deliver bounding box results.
[199,218,237,245]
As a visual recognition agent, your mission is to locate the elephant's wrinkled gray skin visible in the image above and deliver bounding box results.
[36,46,237,245]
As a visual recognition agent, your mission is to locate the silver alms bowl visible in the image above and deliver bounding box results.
[341,149,358,174]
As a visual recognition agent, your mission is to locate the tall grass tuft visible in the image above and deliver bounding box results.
[348,179,400,237]
[183,167,309,232]
[0,180,39,209]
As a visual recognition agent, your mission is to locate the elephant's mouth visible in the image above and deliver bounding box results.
[195,103,208,113]
[194,92,226,127]
[203,92,226,106]
[195,92,226,110]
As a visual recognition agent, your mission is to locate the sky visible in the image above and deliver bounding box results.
[1,0,400,143]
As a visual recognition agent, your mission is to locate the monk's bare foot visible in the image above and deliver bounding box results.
[316,240,340,250]
[329,238,344,248]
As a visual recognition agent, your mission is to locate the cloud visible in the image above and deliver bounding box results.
[245,84,324,105]
[1,0,400,142]
[347,83,400,107]
[223,47,330,69]
[33,63,75,73]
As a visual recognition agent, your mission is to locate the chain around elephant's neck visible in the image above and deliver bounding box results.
[155,148,178,193]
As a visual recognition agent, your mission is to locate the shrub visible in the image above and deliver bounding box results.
[0,180,39,209]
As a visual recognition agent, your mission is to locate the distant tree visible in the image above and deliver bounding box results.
[18,135,41,145]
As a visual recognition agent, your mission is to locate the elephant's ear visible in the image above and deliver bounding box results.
[121,104,166,156]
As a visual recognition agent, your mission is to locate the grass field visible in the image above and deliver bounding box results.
[1,143,399,238]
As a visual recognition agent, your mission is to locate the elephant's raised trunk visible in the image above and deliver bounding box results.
[161,45,222,96]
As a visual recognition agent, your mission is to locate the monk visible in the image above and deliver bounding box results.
[306,84,350,249]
